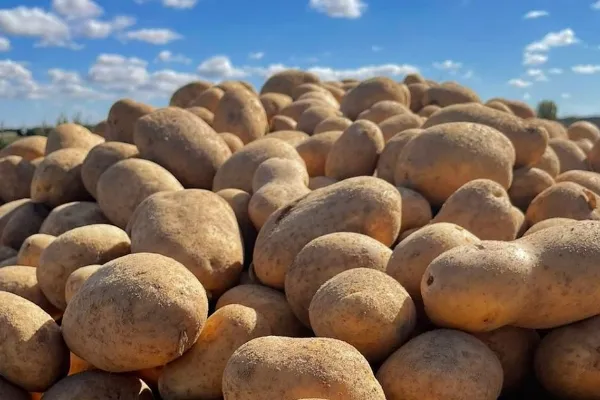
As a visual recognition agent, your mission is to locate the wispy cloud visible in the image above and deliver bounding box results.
[524,10,549,19]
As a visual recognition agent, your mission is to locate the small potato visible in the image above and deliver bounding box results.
[485,100,513,114]
[532,145,561,177]
[489,98,536,119]
[0,376,30,400]
[408,84,428,112]
[96,158,183,228]
[280,99,332,122]
[93,120,106,137]
[556,170,600,195]
[31,148,91,208]
[169,81,212,108]
[186,106,214,125]
[0,135,46,161]
[260,93,293,121]
[0,156,36,202]
[523,217,578,237]
[376,129,422,183]
[42,371,154,400]
[0,256,17,267]
[379,113,423,142]
[216,284,305,337]
[45,124,103,156]
[549,138,589,172]
[260,70,321,97]
[0,265,57,314]
[0,291,69,392]
[217,80,256,93]
[357,100,410,124]
[376,329,503,400]
[404,73,426,85]
[159,305,271,400]
[297,106,340,134]
[341,77,409,120]
[1,201,49,250]
[285,232,392,327]
[418,104,441,118]
[80,142,140,199]
[189,86,224,112]
[270,115,298,131]
[64,264,102,304]
[62,253,209,372]
[529,118,568,140]
[216,189,257,263]
[213,89,268,144]
[292,83,327,100]
[526,182,600,226]
[397,186,432,233]
[313,116,352,134]
[252,158,309,192]
[325,120,385,179]
[568,120,600,142]
[223,336,386,400]
[0,245,17,262]
[574,138,594,155]
[105,99,155,143]
[17,234,55,268]
[310,268,416,363]
[308,176,337,190]
[263,130,309,147]
[296,130,343,177]
[219,132,245,153]
[39,201,109,236]
[297,91,339,108]
[422,82,481,107]
[38,224,131,310]
[508,167,555,211]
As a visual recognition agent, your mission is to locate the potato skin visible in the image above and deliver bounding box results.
[105,99,155,144]
[489,98,535,119]
[189,86,224,112]
[379,113,423,142]
[418,104,441,118]
[0,135,46,161]
[1,201,49,250]
[555,170,600,195]
[568,121,600,142]
[159,305,271,400]
[341,77,409,120]
[0,156,36,203]
[314,116,352,134]
[186,106,214,126]
[525,182,600,226]
[260,70,321,97]
[296,131,342,177]
[0,376,30,400]
[548,138,589,172]
[0,265,57,314]
[376,129,421,183]
[62,253,209,372]
[170,81,212,108]
[270,115,298,131]
[64,264,102,304]
[376,329,503,400]
[254,176,402,289]
[397,186,432,233]
[45,124,103,156]
[308,176,337,190]
[523,217,577,237]
[216,189,256,264]
[263,130,309,147]
[213,89,269,144]
[532,146,560,177]
[42,371,154,400]
[508,167,555,211]
[529,118,568,140]
[0,291,69,392]
[260,93,293,122]
[297,106,339,135]
[39,201,109,236]
[220,132,245,153]
[222,336,386,400]
[358,100,409,124]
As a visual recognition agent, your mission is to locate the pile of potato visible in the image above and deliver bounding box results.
[2,70,600,399]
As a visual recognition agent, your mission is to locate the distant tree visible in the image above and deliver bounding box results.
[537,100,558,120]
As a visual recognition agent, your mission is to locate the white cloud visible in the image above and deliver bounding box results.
[52,0,103,20]
[0,36,9,52]
[156,50,191,64]
[309,0,367,19]
[523,52,548,66]
[88,53,150,91]
[523,10,549,19]
[306,64,419,80]
[561,93,571,99]
[76,16,135,39]
[572,64,600,74]
[48,68,81,84]
[527,69,548,82]
[197,56,248,79]
[163,0,198,8]
[523,92,531,100]
[122,28,182,44]
[142,70,199,93]
[508,78,532,88]
[592,1,600,10]
[525,29,579,53]
[249,52,265,60]
[0,7,72,47]
[548,68,563,74]
[0,60,32,82]
[433,60,462,70]
[371,45,383,52]
[0,59,44,99]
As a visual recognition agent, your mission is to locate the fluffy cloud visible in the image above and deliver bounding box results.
[162,0,198,8]
[572,65,600,74]
[548,68,563,75]
[525,29,579,53]
[0,60,44,99]
[197,56,248,79]
[122,28,182,44]
[78,16,136,39]
[0,7,71,47]
[527,69,548,82]
[592,1,600,10]
[508,78,532,88]
[52,0,103,20]
[249,52,265,60]
[523,52,548,66]
[88,53,150,91]
[307,64,418,80]
[523,10,549,19]
[309,0,367,19]
[433,60,462,70]
[156,50,191,64]
[0,36,9,52]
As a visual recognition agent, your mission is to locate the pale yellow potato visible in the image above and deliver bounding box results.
[397,186,432,233]
[39,201,109,236]
[1,200,49,250]
[555,170,600,195]
[219,132,245,153]
[64,264,102,304]
[260,93,293,122]
[0,135,46,161]
[526,182,600,226]
[532,145,561,177]
[341,77,409,119]
[0,156,35,203]
[308,176,337,190]
[422,81,481,107]
[45,123,104,156]
[568,121,600,143]
[189,86,224,112]
[418,104,441,118]
[0,265,57,315]
[549,138,590,172]
[42,371,154,400]
[260,70,321,97]
[297,106,340,135]
[376,129,422,183]
[313,116,352,134]
[280,99,332,122]
[186,106,214,126]
[213,89,268,144]
[169,81,212,108]
[357,100,410,124]
[296,130,342,177]
[508,167,555,211]
[263,130,309,147]
[270,114,298,131]
[523,217,578,237]
[379,113,423,142]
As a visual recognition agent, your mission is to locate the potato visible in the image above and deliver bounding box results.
[535,315,600,399]
[548,138,589,172]
[529,118,568,139]
[422,82,481,107]
[523,217,577,237]
[0,198,30,235]
[322,82,345,101]
[216,284,305,337]
[422,103,548,167]
[213,89,269,144]
[1,201,49,250]
[474,327,540,391]
[0,156,35,203]
[42,371,154,400]
[62,253,208,372]
[213,138,305,193]
[45,124,103,155]
[39,201,109,236]
[508,167,555,210]
[64,264,102,304]
[170,81,212,107]
[341,77,409,120]
[127,189,244,296]
[296,106,339,134]
[308,176,337,190]
[260,93,293,121]
[0,376,30,400]
[376,129,422,183]
[574,138,594,155]
[0,135,46,161]
[325,120,385,179]
[296,130,343,177]
[223,336,386,400]
[216,189,256,262]
[219,132,245,153]
[0,291,69,392]
[255,177,402,289]
[0,265,57,314]
[0,245,17,262]
[159,305,271,399]
[260,69,321,97]
[285,232,392,327]
[250,185,310,230]
[397,186,432,232]
[185,106,214,126]
[357,100,409,124]
[404,73,426,85]
[555,170,600,195]
[263,130,309,146]
[68,352,95,376]
[37,224,131,309]
[217,80,255,93]
[96,158,183,228]
[379,113,423,142]
[386,223,480,306]
[280,99,331,122]
[526,182,600,225]
[189,86,224,112]
[250,159,309,207]
[134,107,232,189]
[31,148,90,208]
[395,122,515,206]
[298,91,339,108]
[532,145,560,177]
[0,256,17,267]
[422,221,600,331]
[270,114,298,131]
[489,98,536,119]
[568,120,600,142]
[93,120,106,137]
[291,83,326,100]
[407,84,428,112]
[105,99,155,143]
[418,104,441,118]
[309,268,416,363]
[80,142,139,199]
[313,116,352,134]
[376,329,503,400]
[485,100,513,114]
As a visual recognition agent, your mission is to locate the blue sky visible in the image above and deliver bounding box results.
[0,0,599,127]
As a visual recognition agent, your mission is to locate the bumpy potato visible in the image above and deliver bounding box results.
[1,201,49,250]
[296,130,342,177]
[308,176,337,190]
[508,167,555,211]
[260,93,293,122]
[62,253,209,372]
[186,106,214,125]
[0,265,56,314]
[96,158,183,228]
[548,138,589,172]
[568,121,600,142]
[555,170,600,195]
[260,70,321,97]
[526,182,600,225]
[314,116,352,134]
[376,329,503,400]
[127,189,244,296]
[45,124,103,155]
[379,113,423,142]
[135,107,232,189]
[270,115,298,131]
[0,292,69,392]
[189,86,224,112]
[529,118,568,140]
[0,376,29,400]
[285,232,392,327]
[159,305,271,400]
[42,371,154,400]
[0,156,35,202]
[376,129,422,183]
[213,89,268,144]
[341,77,409,120]
[223,336,386,400]
[263,130,309,146]
[0,135,46,161]
[532,145,560,177]
[81,142,139,198]
[297,106,340,134]
[105,99,155,143]
[358,100,409,124]
[219,132,245,153]
[523,217,577,237]
[397,186,432,232]
[64,264,102,304]
[422,82,481,107]
[39,201,109,236]
[395,122,515,206]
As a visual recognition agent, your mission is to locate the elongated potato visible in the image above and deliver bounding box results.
[170,81,212,108]
[42,371,154,400]
[489,98,535,119]
[549,139,589,172]
[292,83,328,100]
[408,83,428,112]
[45,124,103,156]
[297,106,339,135]
[64,264,102,304]
[418,104,441,118]
[529,118,568,140]
[314,116,352,134]
[263,130,309,147]
[485,100,513,114]
[220,132,245,153]
[186,106,214,126]
[0,156,36,202]
[508,167,555,210]
[105,99,155,143]
[555,170,600,195]
[358,100,409,124]
[376,129,421,183]
[568,121,600,142]
[341,77,409,120]
[532,145,560,177]
[296,130,342,177]
[260,93,293,122]
[523,217,578,237]
[270,115,298,131]
[526,182,600,225]
[0,265,57,314]
[260,70,321,97]
[39,202,109,236]
[190,86,224,112]
[213,89,268,144]
[0,135,46,161]
[1,201,49,250]
[379,113,423,142]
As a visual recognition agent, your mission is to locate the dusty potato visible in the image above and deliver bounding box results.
[297,106,339,134]
[189,86,224,112]
[526,182,600,225]
[314,116,352,134]
[42,371,154,400]
[159,305,271,400]
[325,120,385,179]
[508,167,555,211]
[418,104,441,118]
[485,100,513,114]
[376,129,422,183]
[386,223,480,305]
[0,156,36,202]
[555,170,600,195]
[270,115,298,131]
[39,202,108,236]
[216,189,256,263]
[185,106,214,125]
[255,177,402,289]
[45,124,103,156]
[213,89,268,144]
[0,376,30,400]
[285,232,392,327]
[169,81,212,108]
[81,142,140,199]
[219,132,245,153]
[260,70,321,97]
[574,138,594,155]
[0,291,69,392]
[404,73,426,85]
[297,90,339,108]
[213,138,305,193]
[341,77,409,120]
[532,146,560,177]
[548,138,589,172]
[568,120,600,143]
[523,217,578,237]
[407,84,428,112]
[135,107,232,189]
[127,189,244,296]
[529,118,568,140]
[263,130,309,146]
[309,268,416,363]
[0,245,17,262]
[105,99,155,143]
[357,100,409,124]
[96,158,183,228]
[589,140,600,172]
[64,264,102,304]
[422,103,548,167]
[376,330,503,400]
[379,113,423,142]
[296,130,343,177]
[260,93,293,121]
[1,201,49,250]
[308,176,337,190]
[292,83,327,100]
[252,158,308,191]
[223,336,386,400]
[0,199,31,237]
[62,253,208,372]
[37,224,131,310]
[280,99,332,122]
[422,82,481,107]
[16,233,55,268]
[0,265,57,314]
[217,80,255,93]
[489,98,536,119]
[0,135,47,161]
[31,148,90,208]
[395,122,515,206]
[397,186,432,232]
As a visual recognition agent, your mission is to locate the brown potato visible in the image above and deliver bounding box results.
[270,114,298,131]
[523,217,578,237]
[341,77,409,120]
[189,86,224,112]
[568,121,600,142]
[39,201,109,236]
[260,93,293,121]
[263,130,309,147]
[0,265,57,314]
[0,291,69,392]
[376,129,422,183]
[489,98,535,119]
[260,70,321,97]
[296,130,343,177]
[529,118,568,139]
[313,116,352,134]
[62,253,209,372]
[376,330,503,400]
[280,99,332,121]
[105,99,155,143]
[292,83,327,100]
[1,201,49,250]
[485,100,513,114]
[298,91,339,108]
[357,100,410,124]
[42,371,154,400]
[548,138,589,172]
[93,120,106,137]
[213,89,269,144]
[0,256,17,267]
[407,84,428,112]
[64,264,102,304]
[159,305,271,400]
[185,106,214,126]
[508,167,555,210]
[418,104,441,118]
[81,142,139,199]
[0,135,46,161]
[404,73,426,85]
[379,113,423,142]
[96,158,183,228]
[216,189,256,262]
[297,106,339,134]
[555,170,600,195]
[217,80,255,93]
[0,156,35,202]
[422,82,481,107]
[532,145,560,177]
[45,124,103,156]
[574,138,594,155]
[170,81,212,107]
[308,176,337,190]
[219,132,245,153]
[0,245,17,262]
[134,107,232,189]
[223,336,386,400]
[285,232,392,327]
[0,376,30,400]
[16,234,55,268]
[526,182,600,225]
[397,186,432,233]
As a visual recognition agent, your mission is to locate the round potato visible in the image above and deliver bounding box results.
[0,156,35,202]
[418,104,441,118]
[0,135,46,161]
[216,188,256,263]
[314,116,352,134]
[1,201,49,250]
[568,121,600,142]
[523,217,578,237]
[39,201,109,236]
[263,130,309,147]
[358,100,409,124]
[270,114,298,131]
[508,167,555,211]
[186,106,214,126]
[42,371,154,400]
[404,73,426,85]
[260,70,321,97]
[45,124,103,156]
[0,376,30,400]
[298,90,339,109]
[341,77,409,120]
[64,264,102,304]
[297,106,340,135]
[0,199,30,237]
[0,265,56,314]
[422,82,481,107]
[189,86,224,112]
[532,145,561,177]
[213,89,268,144]
[169,81,212,108]
[296,130,343,177]
[529,118,568,140]
[379,113,423,142]
[280,99,332,122]
[397,186,432,233]
[260,93,293,122]
[219,132,245,153]
[526,182,600,225]
[376,129,422,183]
[308,176,337,190]
[62,253,209,372]
[574,138,594,155]
[555,170,600,195]
[93,120,106,137]
[485,100,513,114]
[489,98,536,119]
[105,99,155,143]
[292,83,327,100]
[548,138,589,172]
